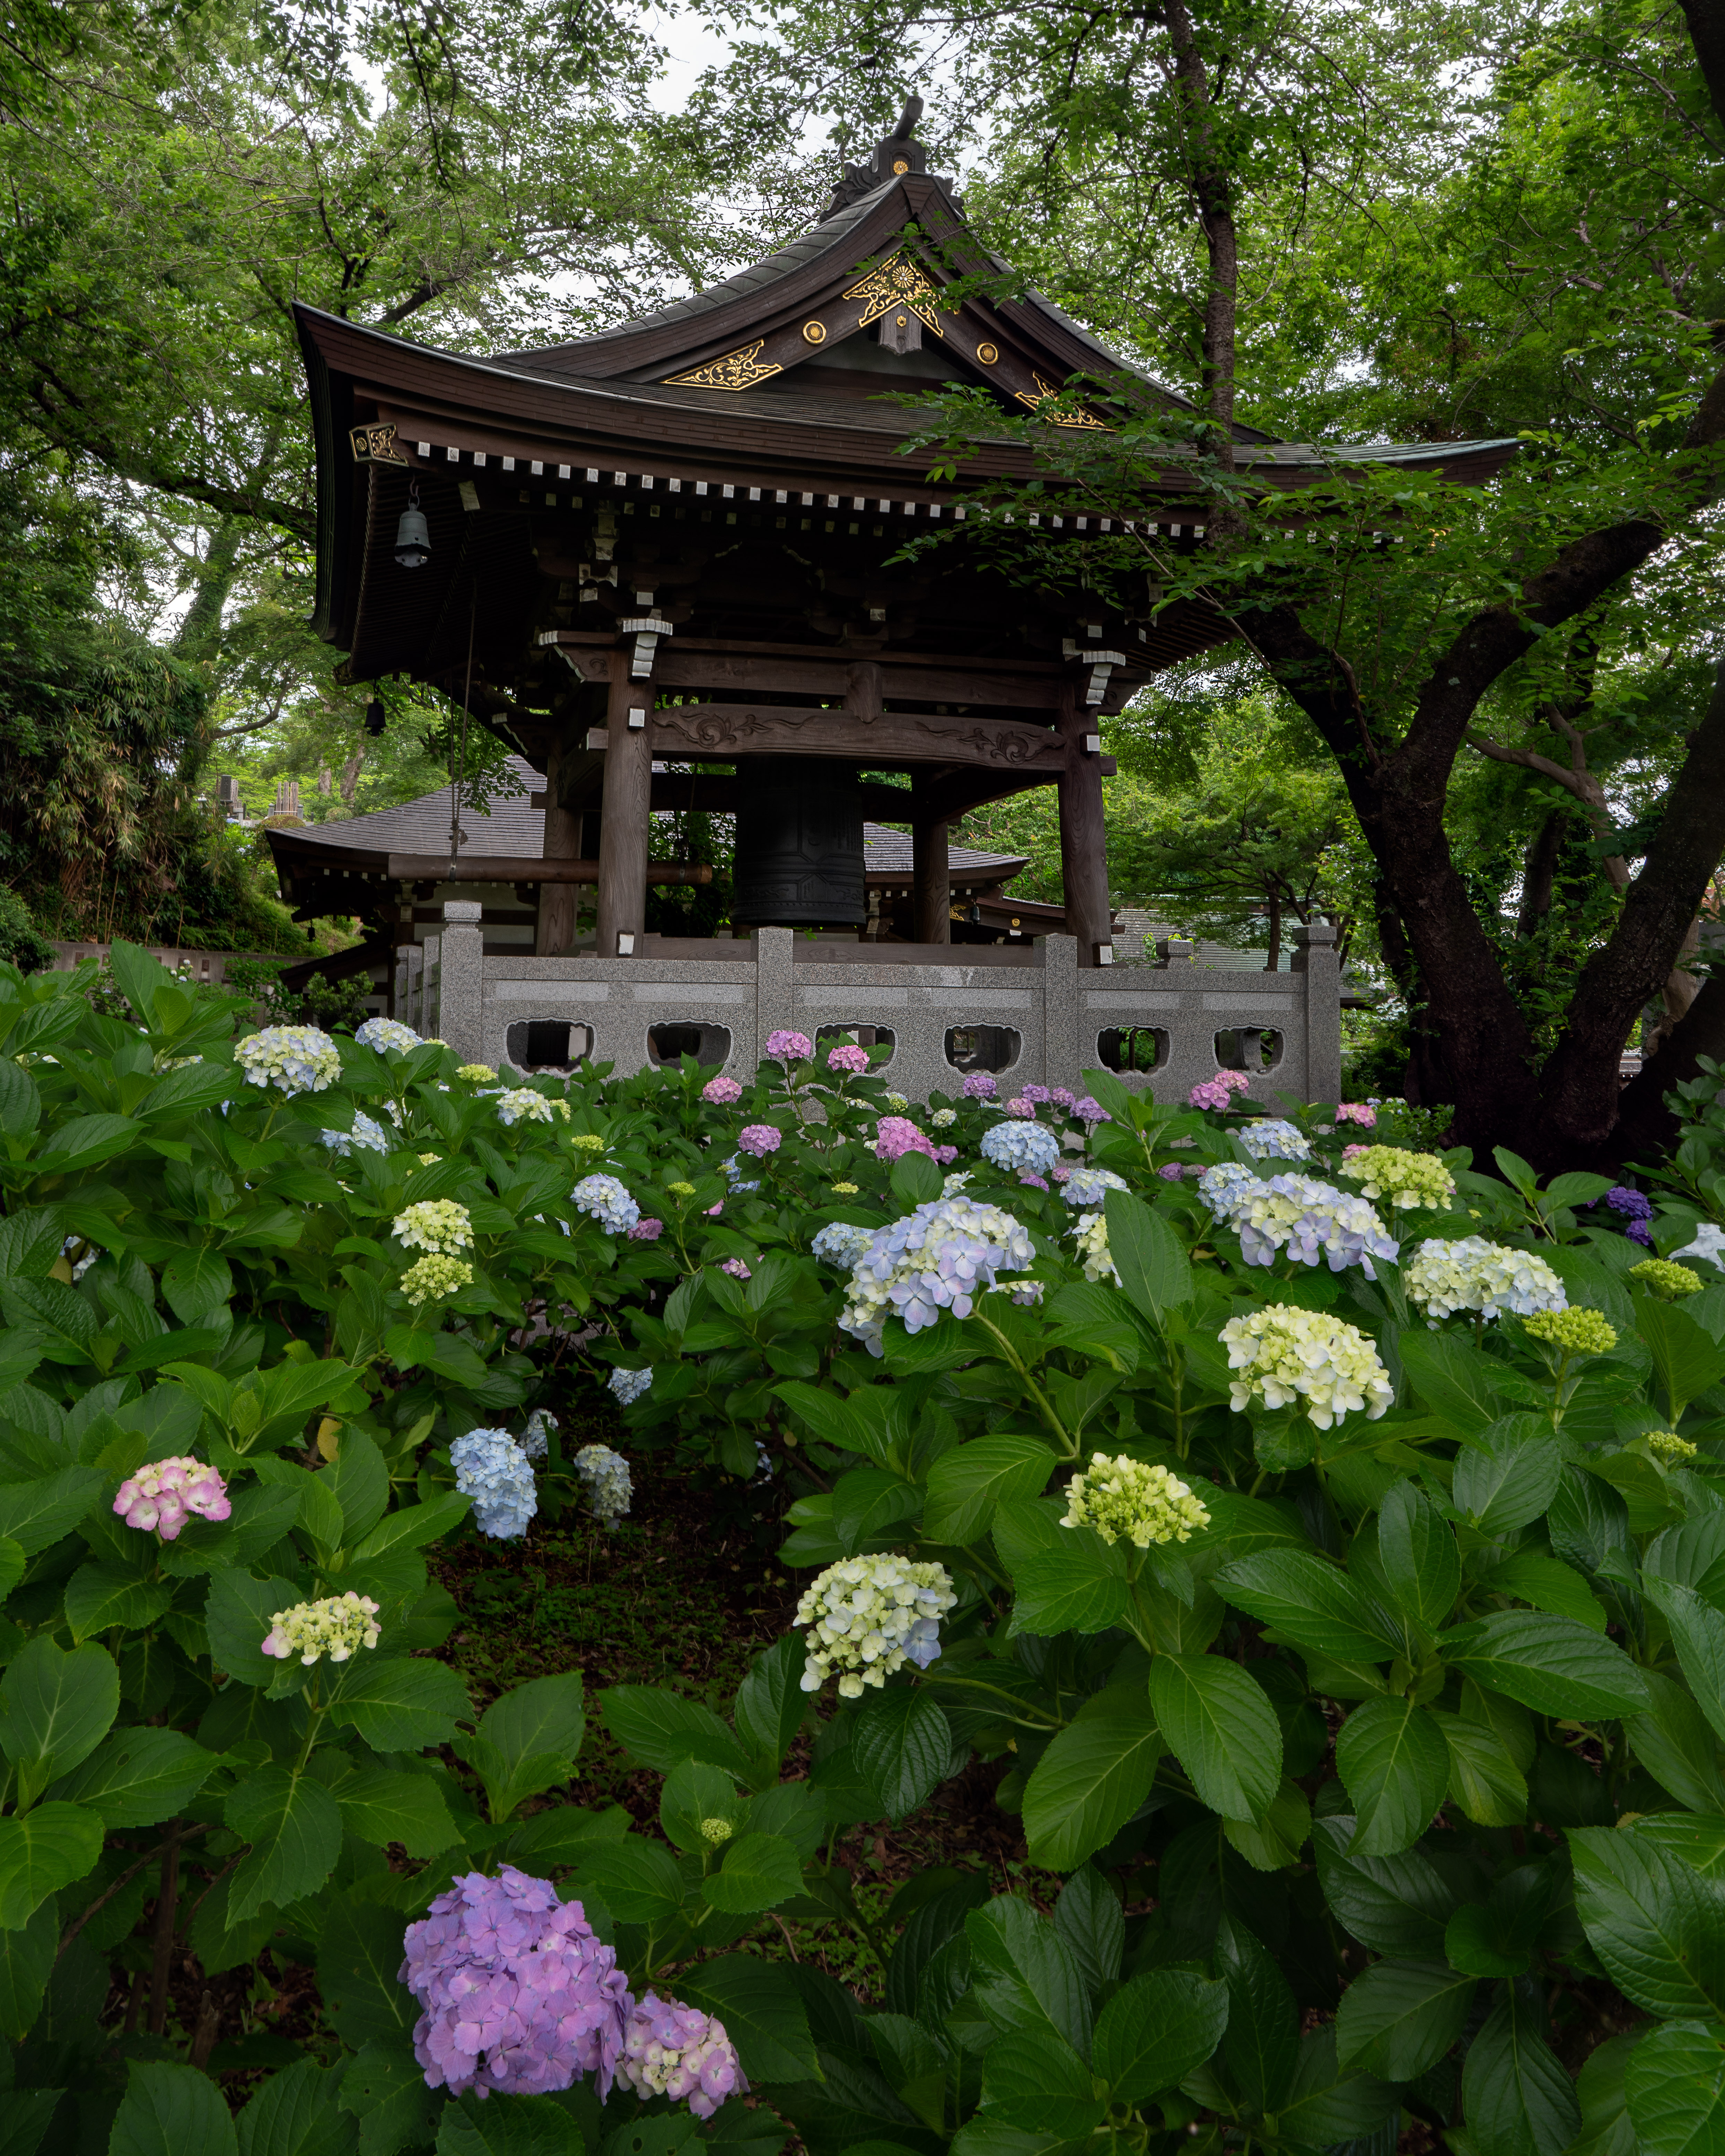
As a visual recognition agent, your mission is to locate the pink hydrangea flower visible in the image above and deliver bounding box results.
[705,1201,724,1216]
[765,1030,814,1062]
[875,1116,935,1162]
[826,1044,870,1076]
[1003,1098,1035,1119]
[1189,1079,1234,1111]
[629,1218,664,1241]
[1337,1101,1377,1126]
[1050,1162,1074,1183]
[113,1456,231,1542]
[1050,1088,1077,1110]
[961,1073,998,1099]
[702,1075,743,1105]
[1018,1172,1049,1190]
[720,1258,752,1280]
[933,1145,958,1165]
[1342,1143,1369,1162]
[618,1992,747,2119]
[737,1123,781,1158]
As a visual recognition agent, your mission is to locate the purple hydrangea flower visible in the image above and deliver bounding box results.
[1021,1084,1052,1105]
[737,1124,781,1157]
[400,1868,630,2100]
[1072,1096,1112,1126]
[961,1073,998,1099]
[702,1075,743,1105]
[765,1030,813,1062]
[618,1992,746,2119]
[827,1044,870,1075]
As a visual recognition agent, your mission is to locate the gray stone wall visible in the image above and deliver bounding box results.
[420,907,1341,1105]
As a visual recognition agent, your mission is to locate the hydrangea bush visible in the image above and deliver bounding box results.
[19,939,1725,2156]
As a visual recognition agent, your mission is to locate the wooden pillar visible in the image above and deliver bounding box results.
[596,654,653,955]
[536,734,584,957]
[911,776,949,945]
[1056,681,1112,961]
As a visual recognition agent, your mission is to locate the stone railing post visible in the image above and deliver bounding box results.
[435,900,484,1065]
[755,927,794,1060]
[1042,934,1078,1090]
[1291,922,1341,1105]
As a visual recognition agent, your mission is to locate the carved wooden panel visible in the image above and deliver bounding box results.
[645,703,1067,770]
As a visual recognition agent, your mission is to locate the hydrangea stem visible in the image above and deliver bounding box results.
[969,1311,1076,1457]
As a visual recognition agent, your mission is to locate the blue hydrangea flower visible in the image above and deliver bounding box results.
[450,1427,537,1540]
[321,1110,391,1158]
[521,1409,557,1460]
[840,1196,1034,1354]
[1219,1171,1399,1277]
[1198,1162,1260,1218]
[811,1221,875,1270]
[607,1367,653,1407]
[720,1155,761,1194]
[572,1174,640,1234]
[1062,1167,1130,1209]
[1238,1118,1312,1162]
[575,1441,633,1525]
[980,1120,1061,1178]
[355,1017,422,1055]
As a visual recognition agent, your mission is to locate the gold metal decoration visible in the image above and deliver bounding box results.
[349,421,408,465]
[975,341,999,365]
[802,320,827,344]
[892,158,910,174]
[663,341,784,391]
[1015,372,1111,429]
[844,250,946,338]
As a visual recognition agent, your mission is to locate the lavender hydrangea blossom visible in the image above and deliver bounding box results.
[571,1174,640,1234]
[618,1994,746,2118]
[400,1867,631,2100]
[980,1119,1060,1178]
[1215,1170,1400,1277]
[1238,1118,1312,1162]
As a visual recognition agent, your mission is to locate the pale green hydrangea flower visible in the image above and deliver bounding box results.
[1221,1305,1394,1428]
[1630,1258,1703,1302]
[1071,1210,1120,1285]
[1523,1306,1617,1355]
[1061,1455,1210,1547]
[1646,1430,1699,1464]
[235,1024,341,1097]
[401,1254,474,1306]
[1338,1145,1456,1209]
[700,1817,734,1844]
[261,1590,381,1665]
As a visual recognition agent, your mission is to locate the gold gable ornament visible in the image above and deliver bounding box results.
[348,421,408,465]
[844,250,947,339]
[1015,373,1111,430]
[664,341,784,392]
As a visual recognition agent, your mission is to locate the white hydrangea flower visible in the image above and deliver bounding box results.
[943,1170,973,1195]
[1221,1305,1394,1429]
[60,1235,99,1283]
[1211,1171,1399,1277]
[575,1441,633,1526]
[262,1591,380,1665]
[572,1174,640,1234]
[497,1087,561,1127]
[1062,1455,1210,1547]
[1404,1236,1567,1323]
[321,1110,391,1158]
[401,1253,473,1305]
[235,1025,341,1096]
[1071,1211,1120,1285]
[392,1200,473,1255]
[355,1017,422,1055]
[1673,1223,1725,1272]
[795,1554,957,1699]
[521,1409,557,1460]
[839,1196,1033,1354]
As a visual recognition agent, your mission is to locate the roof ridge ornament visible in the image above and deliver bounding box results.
[820,92,961,223]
